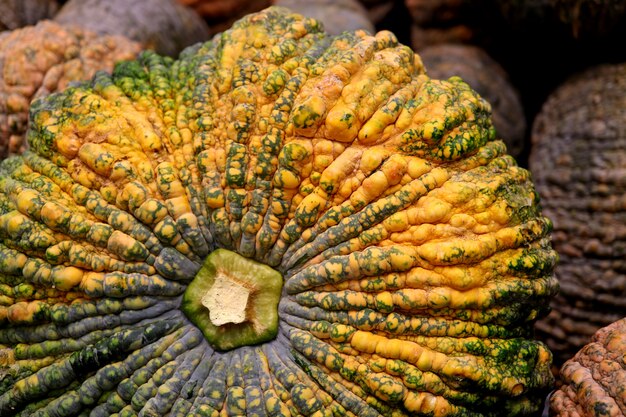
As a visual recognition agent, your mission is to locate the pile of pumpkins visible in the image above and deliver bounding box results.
[0,1,625,416]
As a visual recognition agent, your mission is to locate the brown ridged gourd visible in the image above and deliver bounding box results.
[0,20,142,159]
[531,63,626,369]
[0,6,557,416]
[550,316,626,417]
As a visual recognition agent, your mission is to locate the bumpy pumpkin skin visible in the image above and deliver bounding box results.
[0,20,141,159]
[419,44,526,159]
[550,317,626,417]
[531,63,626,369]
[0,7,557,417]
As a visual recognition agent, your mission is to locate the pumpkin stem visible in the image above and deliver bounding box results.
[181,249,283,351]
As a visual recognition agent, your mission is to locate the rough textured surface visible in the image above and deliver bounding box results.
[0,7,557,416]
[419,44,526,158]
[0,20,141,159]
[530,63,626,369]
[0,0,59,31]
[550,317,626,417]
[273,0,375,35]
[55,0,210,57]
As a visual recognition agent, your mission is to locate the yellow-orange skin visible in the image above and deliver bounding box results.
[0,20,141,158]
[0,7,557,417]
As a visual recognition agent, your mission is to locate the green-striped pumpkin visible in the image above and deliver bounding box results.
[0,6,558,416]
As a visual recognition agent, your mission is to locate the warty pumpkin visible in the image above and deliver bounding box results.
[418,44,526,159]
[0,20,142,159]
[550,316,626,417]
[0,6,558,416]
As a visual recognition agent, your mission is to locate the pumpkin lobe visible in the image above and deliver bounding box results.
[181,248,283,351]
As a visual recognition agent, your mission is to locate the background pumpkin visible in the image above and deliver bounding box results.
[0,0,59,31]
[0,20,141,159]
[530,62,626,370]
[0,6,557,416]
[549,316,626,417]
[54,0,210,57]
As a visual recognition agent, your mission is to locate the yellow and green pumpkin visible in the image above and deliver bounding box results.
[0,6,558,416]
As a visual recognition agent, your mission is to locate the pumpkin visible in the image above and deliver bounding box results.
[0,0,59,31]
[550,316,626,416]
[54,0,210,57]
[418,43,526,159]
[0,20,141,159]
[0,6,558,416]
[530,63,626,369]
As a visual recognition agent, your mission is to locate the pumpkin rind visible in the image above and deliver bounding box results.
[0,6,557,416]
[550,317,626,417]
[418,44,526,159]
